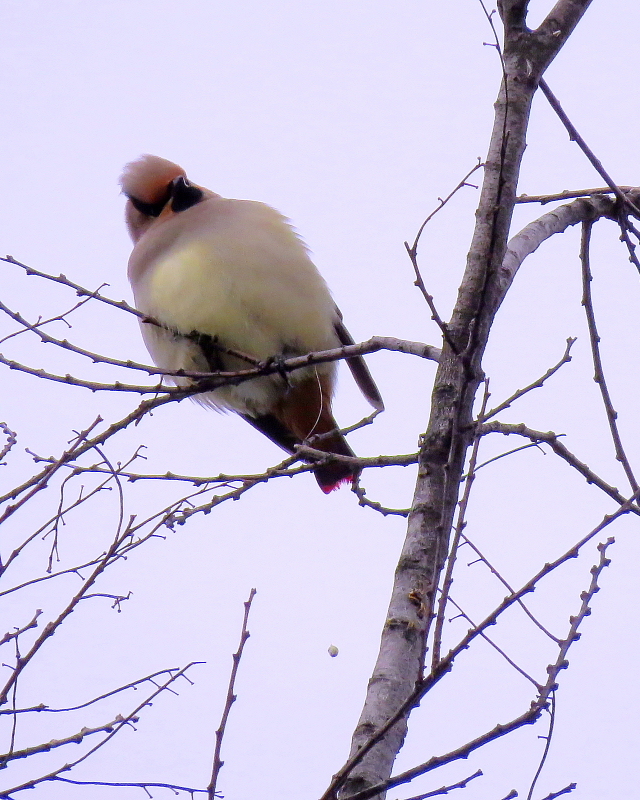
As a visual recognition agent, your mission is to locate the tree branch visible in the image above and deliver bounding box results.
[208,589,257,800]
[480,421,640,513]
[336,7,596,796]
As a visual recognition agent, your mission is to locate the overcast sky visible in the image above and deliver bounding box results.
[2,2,640,799]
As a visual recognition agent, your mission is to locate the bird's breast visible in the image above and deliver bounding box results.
[134,224,338,360]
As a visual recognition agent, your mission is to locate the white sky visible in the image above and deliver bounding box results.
[2,2,640,799]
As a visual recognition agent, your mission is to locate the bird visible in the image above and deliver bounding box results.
[120,155,383,492]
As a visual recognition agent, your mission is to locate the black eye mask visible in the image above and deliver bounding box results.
[127,182,173,217]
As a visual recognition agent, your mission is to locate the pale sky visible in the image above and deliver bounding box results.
[2,2,640,799]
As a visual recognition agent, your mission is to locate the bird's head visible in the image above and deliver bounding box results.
[120,155,210,242]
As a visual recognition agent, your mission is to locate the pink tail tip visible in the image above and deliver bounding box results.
[319,474,356,494]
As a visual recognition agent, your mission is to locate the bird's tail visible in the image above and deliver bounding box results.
[242,374,359,492]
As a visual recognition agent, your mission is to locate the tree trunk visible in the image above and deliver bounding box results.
[336,3,594,798]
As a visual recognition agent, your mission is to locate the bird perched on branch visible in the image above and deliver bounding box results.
[120,155,383,492]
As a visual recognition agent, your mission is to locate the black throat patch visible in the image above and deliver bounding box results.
[171,177,205,213]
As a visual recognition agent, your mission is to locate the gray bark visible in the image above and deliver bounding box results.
[335,3,594,798]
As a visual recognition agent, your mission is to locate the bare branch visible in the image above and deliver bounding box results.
[0,417,105,528]
[208,589,257,800]
[0,716,133,767]
[0,611,42,647]
[407,162,484,257]
[500,193,628,302]
[0,423,17,464]
[447,595,540,688]
[539,783,577,800]
[397,769,483,800]
[459,532,561,643]
[0,337,439,395]
[482,338,575,421]
[351,483,410,518]
[532,1,594,74]
[526,692,556,800]
[516,187,638,204]
[0,667,193,715]
[338,8,598,794]
[538,78,640,271]
[0,663,201,797]
[340,536,615,800]
[431,381,491,669]
[405,161,485,353]
[324,494,627,800]
[479,421,640,514]
[538,80,640,218]
[48,778,210,796]
[2,256,144,319]
[0,506,157,705]
[580,221,638,492]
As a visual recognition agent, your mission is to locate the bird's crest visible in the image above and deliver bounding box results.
[119,155,185,204]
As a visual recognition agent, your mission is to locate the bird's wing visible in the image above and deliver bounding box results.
[334,313,384,411]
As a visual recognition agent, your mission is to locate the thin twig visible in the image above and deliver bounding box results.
[0,667,193,715]
[2,470,131,580]
[472,441,545,472]
[404,161,484,353]
[539,79,640,272]
[50,778,209,795]
[580,221,638,492]
[0,502,167,705]
[539,783,577,800]
[526,691,556,800]
[339,537,615,800]
[516,187,638,204]
[1,256,144,318]
[481,338,575,421]
[0,611,42,647]
[407,161,484,256]
[0,423,17,464]
[0,716,135,766]
[0,295,101,346]
[0,417,105,530]
[398,769,483,800]
[208,589,257,800]
[431,380,491,669]
[446,595,541,689]
[351,483,410,517]
[0,663,201,797]
[538,80,640,218]
[320,502,625,800]
[459,533,561,644]
[479,421,640,515]
[458,0,510,370]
